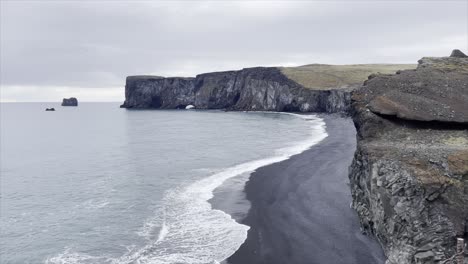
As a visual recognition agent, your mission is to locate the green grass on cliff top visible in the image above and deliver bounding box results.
[281,64,416,90]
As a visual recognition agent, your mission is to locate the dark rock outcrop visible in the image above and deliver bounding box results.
[358,57,468,123]
[349,50,468,263]
[120,67,353,113]
[451,49,468,58]
[45,108,55,111]
[61,97,78,106]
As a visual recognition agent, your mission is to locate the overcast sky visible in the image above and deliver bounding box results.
[1,0,467,102]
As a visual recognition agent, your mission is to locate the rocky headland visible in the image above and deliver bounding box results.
[119,51,467,263]
[120,64,414,113]
[349,50,468,263]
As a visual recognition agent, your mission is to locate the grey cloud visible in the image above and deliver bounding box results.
[0,1,466,101]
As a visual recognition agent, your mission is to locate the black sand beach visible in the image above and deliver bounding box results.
[227,115,385,264]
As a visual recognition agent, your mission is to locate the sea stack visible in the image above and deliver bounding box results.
[450,49,468,58]
[349,50,468,263]
[61,97,78,106]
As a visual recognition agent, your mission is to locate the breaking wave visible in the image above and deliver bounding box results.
[46,113,327,264]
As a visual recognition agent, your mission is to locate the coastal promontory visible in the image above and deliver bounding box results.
[120,64,414,113]
[349,50,468,263]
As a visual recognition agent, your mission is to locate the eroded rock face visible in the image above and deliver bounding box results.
[358,56,468,123]
[451,49,468,58]
[120,67,352,113]
[349,51,468,264]
[121,76,195,109]
[61,97,78,106]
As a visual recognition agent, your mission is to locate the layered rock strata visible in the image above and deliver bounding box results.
[349,50,468,264]
[120,67,353,113]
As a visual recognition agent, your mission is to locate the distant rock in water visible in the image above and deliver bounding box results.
[45,108,55,111]
[61,97,78,106]
[450,49,467,58]
[349,50,468,263]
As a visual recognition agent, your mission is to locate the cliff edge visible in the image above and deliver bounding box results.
[349,50,468,263]
[120,64,414,113]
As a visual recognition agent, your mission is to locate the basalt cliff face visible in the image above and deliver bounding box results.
[349,51,468,264]
[120,67,353,113]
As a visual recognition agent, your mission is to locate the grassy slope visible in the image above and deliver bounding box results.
[280,64,417,90]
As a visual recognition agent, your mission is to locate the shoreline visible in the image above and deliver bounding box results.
[221,115,385,264]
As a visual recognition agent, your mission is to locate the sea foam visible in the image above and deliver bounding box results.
[46,113,327,264]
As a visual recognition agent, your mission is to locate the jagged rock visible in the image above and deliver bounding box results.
[120,67,353,113]
[61,97,78,106]
[349,51,468,263]
[414,251,435,262]
[358,55,468,123]
[450,49,468,58]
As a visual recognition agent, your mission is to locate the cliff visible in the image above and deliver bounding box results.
[121,65,414,113]
[349,50,468,263]
[121,67,351,112]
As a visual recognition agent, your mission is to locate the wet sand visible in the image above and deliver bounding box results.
[227,115,385,264]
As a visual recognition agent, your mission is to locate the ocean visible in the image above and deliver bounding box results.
[0,103,327,264]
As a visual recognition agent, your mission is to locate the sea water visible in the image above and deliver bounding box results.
[0,103,327,264]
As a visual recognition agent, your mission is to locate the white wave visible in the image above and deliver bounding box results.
[136,207,164,240]
[111,113,327,264]
[46,113,327,264]
[45,248,108,264]
[78,199,110,210]
[156,221,169,243]
[190,168,220,174]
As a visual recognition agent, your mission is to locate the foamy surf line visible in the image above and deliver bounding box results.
[45,113,327,264]
[209,112,328,261]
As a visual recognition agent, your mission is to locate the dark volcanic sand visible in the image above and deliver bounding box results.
[227,115,385,264]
